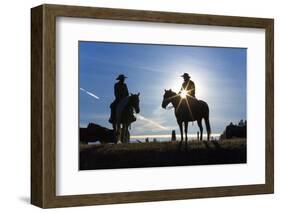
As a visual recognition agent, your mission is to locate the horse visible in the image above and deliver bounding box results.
[161,89,211,146]
[113,93,140,143]
[80,123,116,144]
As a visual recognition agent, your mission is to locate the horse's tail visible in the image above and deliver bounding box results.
[203,103,211,140]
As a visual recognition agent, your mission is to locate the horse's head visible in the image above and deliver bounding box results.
[130,93,140,114]
[162,89,177,109]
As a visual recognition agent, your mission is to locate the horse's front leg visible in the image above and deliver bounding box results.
[112,122,116,143]
[178,121,183,150]
[121,124,126,143]
[197,119,203,141]
[116,123,122,144]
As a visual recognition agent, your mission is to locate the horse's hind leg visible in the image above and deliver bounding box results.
[197,119,203,141]
[122,124,129,143]
[112,122,115,132]
[125,126,130,143]
[204,117,211,141]
[121,125,125,143]
[184,122,188,142]
[184,122,188,150]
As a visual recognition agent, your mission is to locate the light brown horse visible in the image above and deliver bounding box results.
[162,89,211,146]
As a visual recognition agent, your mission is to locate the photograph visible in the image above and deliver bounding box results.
[78,41,247,170]
[29,3,274,208]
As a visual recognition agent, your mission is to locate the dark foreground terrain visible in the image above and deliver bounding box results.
[79,139,246,170]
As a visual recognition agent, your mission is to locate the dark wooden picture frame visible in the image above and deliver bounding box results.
[31,4,274,208]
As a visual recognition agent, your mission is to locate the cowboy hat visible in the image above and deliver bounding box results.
[181,73,190,78]
[116,74,127,80]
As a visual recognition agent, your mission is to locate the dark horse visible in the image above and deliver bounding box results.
[161,89,211,145]
[113,93,140,143]
[80,123,116,144]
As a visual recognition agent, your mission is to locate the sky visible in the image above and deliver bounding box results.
[79,41,246,137]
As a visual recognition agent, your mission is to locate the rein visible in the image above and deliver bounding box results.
[163,93,179,110]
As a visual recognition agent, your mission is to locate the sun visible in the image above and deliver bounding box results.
[180,90,188,99]
[165,66,210,101]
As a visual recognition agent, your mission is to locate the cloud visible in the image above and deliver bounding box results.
[85,56,167,74]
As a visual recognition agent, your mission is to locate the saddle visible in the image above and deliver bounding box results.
[115,97,129,120]
[115,97,136,123]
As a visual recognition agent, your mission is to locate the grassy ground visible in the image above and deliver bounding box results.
[79,139,246,170]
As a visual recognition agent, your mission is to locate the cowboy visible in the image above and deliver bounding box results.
[179,73,196,98]
[114,74,129,101]
[109,74,136,123]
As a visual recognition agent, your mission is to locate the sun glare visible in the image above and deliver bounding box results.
[164,65,211,101]
[180,90,188,99]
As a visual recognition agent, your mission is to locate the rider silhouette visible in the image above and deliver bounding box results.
[179,73,196,98]
[109,74,136,123]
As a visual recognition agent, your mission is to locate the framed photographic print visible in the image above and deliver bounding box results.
[31,4,274,208]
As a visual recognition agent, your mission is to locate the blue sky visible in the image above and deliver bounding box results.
[79,41,246,136]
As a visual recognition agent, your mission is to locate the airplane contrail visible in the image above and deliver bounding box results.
[137,114,168,130]
[80,88,100,100]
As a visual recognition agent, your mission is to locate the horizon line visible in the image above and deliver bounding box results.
[131,133,220,139]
